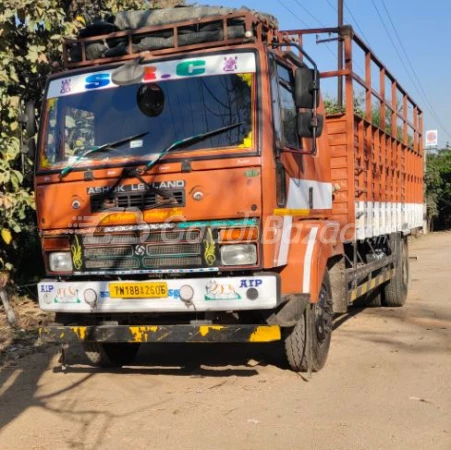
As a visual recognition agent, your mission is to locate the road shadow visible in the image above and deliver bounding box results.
[60,340,289,377]
[0,347,78,430]
[332,296,451,355]
[333,306,366,330]
[0,346,181,449]
[0,329,291,446]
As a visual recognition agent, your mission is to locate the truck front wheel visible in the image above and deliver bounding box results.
[284,273,333,372]
[83,342,141,367]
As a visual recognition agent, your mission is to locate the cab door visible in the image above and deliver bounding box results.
[269,54,305,210]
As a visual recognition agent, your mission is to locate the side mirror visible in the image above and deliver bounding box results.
[111,59,144,86]
[297,111,324,139]
[295,68,320,109]
[24,101,37,137]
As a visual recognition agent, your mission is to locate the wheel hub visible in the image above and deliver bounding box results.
[314,289,332,342]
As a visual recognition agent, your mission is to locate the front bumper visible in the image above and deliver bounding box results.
[38,274,280,313]
[39,324,282,343]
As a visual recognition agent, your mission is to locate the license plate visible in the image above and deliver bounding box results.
[109,282,168,299]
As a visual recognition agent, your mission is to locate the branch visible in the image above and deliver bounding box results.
[0,287,17,328]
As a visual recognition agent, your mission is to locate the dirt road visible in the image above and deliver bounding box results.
[1,232,450,450]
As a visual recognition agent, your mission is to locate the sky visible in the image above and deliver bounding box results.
[196,0,451,148]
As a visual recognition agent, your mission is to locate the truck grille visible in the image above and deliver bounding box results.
[84,247,133,258]
[79,230,206,272]
[146,243,200,256]
[143,256,202,268]
[83,230,199,245]
[85,258,140,270]
[90,189,185,212]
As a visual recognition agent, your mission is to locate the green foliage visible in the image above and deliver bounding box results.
[0,0,184,275]
[323,96,346,115]
[425,150,451,230]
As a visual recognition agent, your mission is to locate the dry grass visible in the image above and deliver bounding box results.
[0,295,53,367]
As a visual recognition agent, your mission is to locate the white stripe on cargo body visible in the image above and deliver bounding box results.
[302,227,319,293]
[277,216,293,266]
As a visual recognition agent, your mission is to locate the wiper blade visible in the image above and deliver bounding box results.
[141,122,243,174]
[84,123,243,211]
[59,131,149,179]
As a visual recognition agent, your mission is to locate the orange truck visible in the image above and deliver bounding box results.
[32,7,423,371]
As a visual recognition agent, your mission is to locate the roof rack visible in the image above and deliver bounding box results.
[63,11,286,69]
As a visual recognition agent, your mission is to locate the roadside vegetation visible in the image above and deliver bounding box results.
[424,149,451,230]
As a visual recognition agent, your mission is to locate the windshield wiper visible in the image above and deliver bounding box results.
[59,131,149,179]
[89,122,244,211]
[140,122,243,174]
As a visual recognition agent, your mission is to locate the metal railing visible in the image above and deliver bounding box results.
[282,26,423,154]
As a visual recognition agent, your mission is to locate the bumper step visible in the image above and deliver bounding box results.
[39,324,281,344]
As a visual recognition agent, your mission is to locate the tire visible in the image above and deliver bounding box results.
[284,273,333,372]
[365,288,382,307]
[383,235,409,307]
[83,342,141,367]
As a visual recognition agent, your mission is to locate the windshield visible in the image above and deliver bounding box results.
[40,52,256,170]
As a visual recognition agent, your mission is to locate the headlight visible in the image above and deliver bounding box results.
[49,252,73,272]
[220,244,257,266]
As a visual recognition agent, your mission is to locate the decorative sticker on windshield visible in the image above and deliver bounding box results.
[223,56,238,72]
[60,78,72,94]
[176,60,206,76]
[239,131,253,149]
[130,139,143,148]
[143,66,158,81]
[47,52,257,98]
[85,73,111,89]
[237,73,252,87]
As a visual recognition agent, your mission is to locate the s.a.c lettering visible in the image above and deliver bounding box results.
[176,60,206,77]
[85,73,110,89]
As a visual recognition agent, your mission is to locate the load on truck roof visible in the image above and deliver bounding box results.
[65,6,279,67]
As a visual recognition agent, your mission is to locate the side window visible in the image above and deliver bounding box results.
[64,106,95,158]
[276,63,299,149]
[270,63,283,148]
[42,98,60,166]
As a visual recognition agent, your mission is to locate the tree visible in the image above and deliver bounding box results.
[425,149,451,230]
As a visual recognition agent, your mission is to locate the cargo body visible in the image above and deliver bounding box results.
[329,114,423,239]
[34,8,423,372]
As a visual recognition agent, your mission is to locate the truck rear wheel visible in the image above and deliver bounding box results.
[83,342,141,367]
[284,274,333,372]
[383,235,409,307]
[365,288,382,307]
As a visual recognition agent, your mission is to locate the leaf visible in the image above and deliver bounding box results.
[1,229,12,245]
